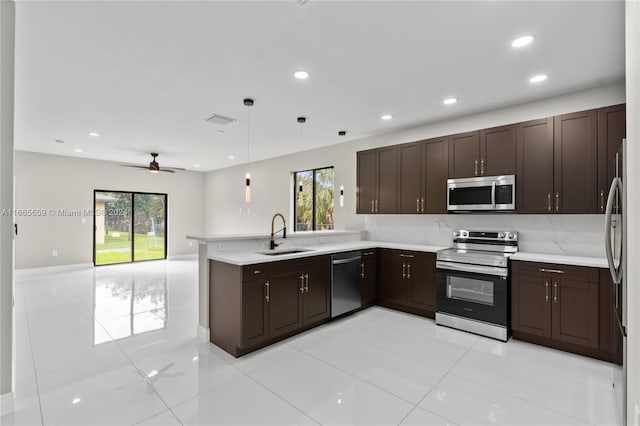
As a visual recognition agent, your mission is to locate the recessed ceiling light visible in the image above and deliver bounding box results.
[512,35,534,48]
[228,155,235,160]
[71,398,81,405]
[294,70,309,80]
[194,164,200,168]
[381,114,393,120]
[217,130,225,134]
[147,370,158,378]
[74,148,83,153]
[443,98,457,105]
[54,139,65,144]
[88,132,99,137]
[529,74,548,83]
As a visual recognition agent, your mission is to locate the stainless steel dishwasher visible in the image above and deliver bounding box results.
[331,251,362,318]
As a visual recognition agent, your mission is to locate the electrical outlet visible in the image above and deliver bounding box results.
[188,241,193,247]
[433,221,440,230]
[217,243,229,252]
[52,250,58,257]
[375,219,380,228]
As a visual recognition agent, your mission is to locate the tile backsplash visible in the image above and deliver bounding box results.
[365,214,606,258]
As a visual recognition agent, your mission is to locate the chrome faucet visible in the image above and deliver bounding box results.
[270,213,287,249]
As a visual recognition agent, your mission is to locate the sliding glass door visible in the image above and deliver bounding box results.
[94,191,167,265]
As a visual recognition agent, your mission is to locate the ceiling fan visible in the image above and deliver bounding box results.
[120,153,185,173]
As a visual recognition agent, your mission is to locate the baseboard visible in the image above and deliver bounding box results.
[15,263,93,276]
[196,325,210,342]
[0,392,15,417]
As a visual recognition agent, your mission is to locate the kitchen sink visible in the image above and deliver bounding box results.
[257,248,314,256]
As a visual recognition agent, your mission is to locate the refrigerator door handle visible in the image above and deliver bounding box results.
[604,177,623,284]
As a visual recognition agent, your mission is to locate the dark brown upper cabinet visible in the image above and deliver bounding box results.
[397,142,422,213]
[516,118,555,214]
[597,104,626,213]
[553,109,598,214]
[480,124,517,176]
[448,131,480,178]
[421,137,449,214]
[356,147,398,214]
[397,137,449,214]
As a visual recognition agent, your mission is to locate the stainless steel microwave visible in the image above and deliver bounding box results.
[447,175,515,212]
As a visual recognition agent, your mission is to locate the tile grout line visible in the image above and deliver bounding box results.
[395,335,481,426]
[20,291,46,426]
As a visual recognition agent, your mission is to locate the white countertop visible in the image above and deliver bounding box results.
[510,252,608,268]
[209,241,447,265]
[187,230,363,242]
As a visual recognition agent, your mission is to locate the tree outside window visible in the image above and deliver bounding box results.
[294,167,334,231]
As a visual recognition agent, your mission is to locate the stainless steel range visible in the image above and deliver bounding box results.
[435,229,518,341]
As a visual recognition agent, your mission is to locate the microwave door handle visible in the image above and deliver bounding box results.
[491,181,496,208]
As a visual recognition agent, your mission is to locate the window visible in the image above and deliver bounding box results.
[294,167,334,231]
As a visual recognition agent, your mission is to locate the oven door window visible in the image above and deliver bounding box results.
[447,276,494,306]
[448,186,492,205]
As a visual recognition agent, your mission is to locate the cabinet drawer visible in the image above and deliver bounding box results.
[243,264,267,278]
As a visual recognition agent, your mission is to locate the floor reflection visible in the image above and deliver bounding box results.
[93,265,168,345]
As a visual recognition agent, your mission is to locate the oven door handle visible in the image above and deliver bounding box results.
[436,261,508,277]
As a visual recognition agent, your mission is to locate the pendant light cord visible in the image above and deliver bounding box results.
[246,106,250,164]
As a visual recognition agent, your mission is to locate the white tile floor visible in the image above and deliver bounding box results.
[2,257,621,426]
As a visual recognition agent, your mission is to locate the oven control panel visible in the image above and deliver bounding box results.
[453,230,518,241]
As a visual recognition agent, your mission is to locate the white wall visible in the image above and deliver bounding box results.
[625,1,639,423]
[0,0,15,413]
[14,151,205,269]
[205,83,625,237]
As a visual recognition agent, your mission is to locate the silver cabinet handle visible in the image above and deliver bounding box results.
[399,254,414,258]
[407,263,411,279]
[254,269,262,275]
[299,274,305,293]
[375,200,378,212]
[361,262,365,278]
[481,158,485,176]
[538,268,565,274]
[474,159,478,176]
[402,263,406,279]
[265,281,270,302]
[416,198,420,213]
[547,193,551,213]
[553,281,558,303]
[555,192,559,213]
[600,190,605,212]
[545,280,549,302]
[421,198,425,212]
[304,273,309,293]
[371,200,374,213]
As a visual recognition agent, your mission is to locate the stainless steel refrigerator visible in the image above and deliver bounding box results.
[605,139,626,425]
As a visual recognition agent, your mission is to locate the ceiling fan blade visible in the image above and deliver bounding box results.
[160,167,186,171]
[120,165,150,169]
[158,169,176,173]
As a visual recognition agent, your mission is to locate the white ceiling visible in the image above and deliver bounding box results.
[14,0,625,172]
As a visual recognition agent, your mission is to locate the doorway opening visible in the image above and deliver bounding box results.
[94,190,167,265]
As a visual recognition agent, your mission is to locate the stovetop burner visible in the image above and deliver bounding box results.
[437,229,519,267]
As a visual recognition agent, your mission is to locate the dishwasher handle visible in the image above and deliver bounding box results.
[332,256,361,265]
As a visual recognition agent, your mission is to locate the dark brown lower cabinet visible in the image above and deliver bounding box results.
[512,260,616,362]
[360,250,377,307]
[209,256,330,357]
[378,249,436,318]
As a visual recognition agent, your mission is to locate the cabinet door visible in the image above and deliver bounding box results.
[511,263,552,338]
[406,254,436,313]
[554,110,598,213]
[421,137,448,214]
[360,251,377,307]
[597,104,626,213]
[551,268,599,349]
[516,118,554,213]
[481,124,517,177]
[357,149,377,213]
[377,146,398,213]
[448,131,480,178]
[242,279,269,348]
[268,270,304,339]
[303,262,331,326]
[398,142,422,213]
[378,254,407,305]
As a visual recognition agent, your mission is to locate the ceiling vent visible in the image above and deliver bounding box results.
[205,114,236,126]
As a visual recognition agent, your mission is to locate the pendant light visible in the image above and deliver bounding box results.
[244,98,254,203]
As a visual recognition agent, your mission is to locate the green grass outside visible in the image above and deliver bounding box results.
[95,231,165,265]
